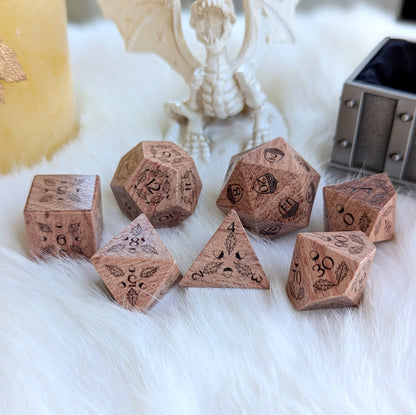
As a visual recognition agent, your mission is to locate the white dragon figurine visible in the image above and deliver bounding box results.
[97,0,298,160]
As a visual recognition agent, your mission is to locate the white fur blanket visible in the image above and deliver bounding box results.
[2,4,416,414]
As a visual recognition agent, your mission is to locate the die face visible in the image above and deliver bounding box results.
[98,214,173,259]
[91,214,182,312]
[302,232,376,263]
[111,185,142,220]
[287,236,359,310]
[176,164,202,212]
[370,195,396,242]
[326,173,395,208]
[24,175,102,258]
[150,163,202,228]
[217,164,256,216]
[25,175,98,212]
[345,257,374,304]
[235,211,301,239]
[125,158,178,217]
[323,189,379,237]
[323,173,396,242]
[179,210,269,289]
[216,137,320,238]
[97,258,181,312]
[286,231,376,311]
[111,144,144,186]
[111,141,202,227]
[299,294,357,311]
[24,210,98,258]
[302,173,320,208]
[142,141,191,165]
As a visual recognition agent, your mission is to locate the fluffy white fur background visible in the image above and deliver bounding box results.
[2,4,416,414]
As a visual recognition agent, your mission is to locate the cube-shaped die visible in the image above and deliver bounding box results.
[286,231,376,311]
[91,214,182,312]
[24,175,103,258]
[323,173,396,242]
[111,141,202,228]
[216,137,321,238]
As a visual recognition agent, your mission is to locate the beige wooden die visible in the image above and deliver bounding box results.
[91,214,182,312]
[179,209,269,289]
[323,173,396,242]
[286,231,376,311]
[24,174,103,259]
[216,137,320,238]
[111,141,202,228]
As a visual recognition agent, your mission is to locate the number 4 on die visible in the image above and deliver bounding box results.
[179,209,269,289]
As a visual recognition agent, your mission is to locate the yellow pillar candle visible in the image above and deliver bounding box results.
[0,0,78,174]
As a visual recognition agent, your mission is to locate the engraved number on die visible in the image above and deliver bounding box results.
[310,250,334,277]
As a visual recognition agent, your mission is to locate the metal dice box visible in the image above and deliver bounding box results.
[331,38,416,187]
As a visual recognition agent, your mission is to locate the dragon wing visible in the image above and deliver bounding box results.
[97,0,201,81]
[233,0,299,69]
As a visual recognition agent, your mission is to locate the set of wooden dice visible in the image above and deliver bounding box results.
[23,138,396,312]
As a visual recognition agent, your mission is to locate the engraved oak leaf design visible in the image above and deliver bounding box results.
[106,243,126,253]
[225,232,237,255]
[141,244,158,255]
[131,224,143,237]
[383,206,394,217]
[348,234,365,255]
[37,222,52,233]
[68,223,81,235]
[233,261,252,277]
[288,282,305,300]
[39,194,54,203]
[43,179,56,187]
[105,264,125,277]
[335,261,349,283]
[288,281,296,297]
[313,279,336,291]
[359,213,371,232]
[127,288,139,306]
[140,266,158,278]
[68,194,82,203]
[203,261,223,274]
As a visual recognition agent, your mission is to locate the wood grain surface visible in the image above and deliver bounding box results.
[24,174,102,258]
[111,141,202,227]
[216,137,320,238]
[180,209,269,289]
[286,231,376,311]
[91,213,182,312]
[323,173,396,242]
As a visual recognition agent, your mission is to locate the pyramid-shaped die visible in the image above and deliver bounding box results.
[286,231,376,311]
[111,141,202,228]
[179,210,269,289]
[91,214,182,312]
[323,173,396,242]
[216,137,320,238]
